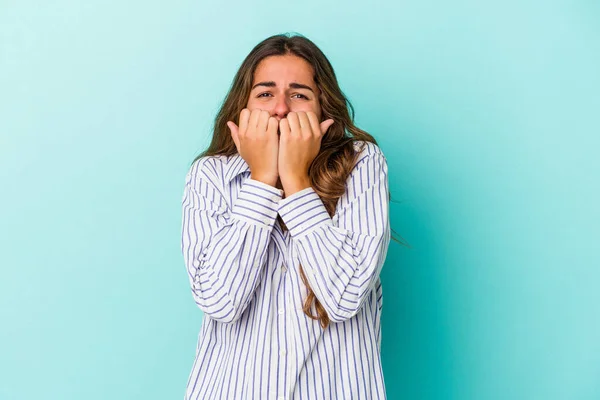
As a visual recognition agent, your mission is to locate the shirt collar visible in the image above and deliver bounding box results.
[224,152,250,184]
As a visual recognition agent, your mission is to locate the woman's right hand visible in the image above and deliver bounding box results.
[227,108,279,187]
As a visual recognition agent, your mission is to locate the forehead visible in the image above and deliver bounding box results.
[252,55,315,85]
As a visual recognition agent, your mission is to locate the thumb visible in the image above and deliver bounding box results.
[227,121,240,152]
[320,118,334,135]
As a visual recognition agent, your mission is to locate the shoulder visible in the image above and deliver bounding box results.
[351,140,387,171]
[333,140,388,217]
[184,154,228,189]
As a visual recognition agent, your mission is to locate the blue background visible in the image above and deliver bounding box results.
[1,0,598,399]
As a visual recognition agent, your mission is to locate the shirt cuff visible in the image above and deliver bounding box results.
[278,186,332,238]
[231,178,283,228]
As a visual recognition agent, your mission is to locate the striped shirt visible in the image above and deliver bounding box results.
[180,140,391,399]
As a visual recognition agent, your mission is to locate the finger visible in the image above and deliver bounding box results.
[306,112,321,137]
[248,108,261,132]
[297,112,312,138]
[257,110,270,136]
[227,121,240,151]
[279,118,291,142]
[267,116,278,138]
[320,118,335,135]
[239,108,250,135]
[287,112,300,137]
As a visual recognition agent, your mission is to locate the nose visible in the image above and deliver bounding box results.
[272,96,290,120]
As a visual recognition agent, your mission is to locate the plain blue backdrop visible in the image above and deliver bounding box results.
[1,0,598,399]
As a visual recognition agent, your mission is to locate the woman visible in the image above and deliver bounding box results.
[181,32,397,399]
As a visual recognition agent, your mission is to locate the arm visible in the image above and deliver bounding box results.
[181,158,283,324]
[278,151,391,323]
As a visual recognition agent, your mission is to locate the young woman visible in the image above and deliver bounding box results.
[181,33,395,399]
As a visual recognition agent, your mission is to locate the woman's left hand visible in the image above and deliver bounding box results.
[278,111,334,196]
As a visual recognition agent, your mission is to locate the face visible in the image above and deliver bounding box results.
[247,54,322,123]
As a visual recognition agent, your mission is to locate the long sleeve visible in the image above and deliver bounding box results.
[278,150,391,323]
[181,158,283,324]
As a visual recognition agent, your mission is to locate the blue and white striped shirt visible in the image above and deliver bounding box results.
[180,140,391,399]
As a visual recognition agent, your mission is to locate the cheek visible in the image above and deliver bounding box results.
[312,100,322,120]
[313,107,322,122]
[246,95,264,109]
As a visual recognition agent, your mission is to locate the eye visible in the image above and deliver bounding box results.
[293,94,309,100]
[257,92,272,98]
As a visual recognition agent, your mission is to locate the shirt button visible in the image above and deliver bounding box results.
[278,309,284,314]
[279,349,286,356]
[278,396,285,400]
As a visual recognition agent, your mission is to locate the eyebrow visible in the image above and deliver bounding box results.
[251,81,315,93]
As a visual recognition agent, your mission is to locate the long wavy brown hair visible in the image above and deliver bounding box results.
[192,33,407,330]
